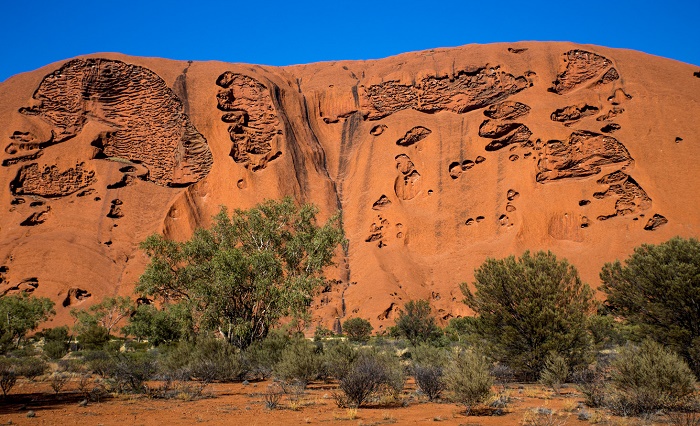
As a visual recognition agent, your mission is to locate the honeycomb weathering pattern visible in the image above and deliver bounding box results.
[536,131,633,182]
[361,66,530,120]
[550,50,619,94]
[216,71,283,171]
[11,162,95,198]
[19,58,213,186]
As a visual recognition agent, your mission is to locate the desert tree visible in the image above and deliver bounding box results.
[391,299,443,346]
[462,250,594,379]
[0,293,55,350]
[136,197,345,349]
[601,236,700,374]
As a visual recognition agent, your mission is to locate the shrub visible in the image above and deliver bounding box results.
[0,360,17,398]
[321,339,357,380]
[608,340,697,416]
[273,339,323,388]
[15,357,48,380]
[337,350,405,407]
[110,352,158,393]
[343,318,373,343]
[39,326,70,359]
[444,350,493,415]
[77,325,110,350]
[160,337,246,382]
[414,364,445,401]
[313,325,334,341]
[84,350,116,377]
[601,237,700,375]
[245,329,294,378]
[572,363,607,408]
[391,300,442,346]
[462,251,594,380]
[539,353,569,395]
[50,373,69,395]
[411,344,448,401]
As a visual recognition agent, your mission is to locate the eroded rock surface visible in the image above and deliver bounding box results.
[18,59,213,186]
[216,72,283,171]
[361,67,529,120]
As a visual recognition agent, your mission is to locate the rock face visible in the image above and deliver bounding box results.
[0,43,699,330]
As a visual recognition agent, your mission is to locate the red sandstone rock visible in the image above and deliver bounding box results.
[0,43,699,331]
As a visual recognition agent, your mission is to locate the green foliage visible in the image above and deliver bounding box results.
[391,300,442,346]
[321,339,357,380]
[342,317,373,343]
[245,328,295,378]
[39,326,70,359]
[109,352,158,393]
[444,349,493,415]
[136,197,345,349]
[0,359,17,398]
[539,353,569,394]
[161,337,246,382]
[77,324,110,350]
[273,338,323,387]
[462,251,594,380]
[412,345,449,401]
[313,325,333,341]
[14,357,48,380]
[444,317,475,342]
[601,237,700,374]
[608,340,697,415]
[122,304,182,346]
[411,343,449,368]
[71,296,134,336]
[0,293,55,349]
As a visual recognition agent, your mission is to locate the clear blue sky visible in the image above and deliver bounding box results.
[2,0,698,83]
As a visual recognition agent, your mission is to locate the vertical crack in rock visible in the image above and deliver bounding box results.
[361,66,529,120]
[216,72,283,171]
[18,59,212,187]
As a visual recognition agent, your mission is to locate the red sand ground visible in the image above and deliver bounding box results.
[1,378,610,426]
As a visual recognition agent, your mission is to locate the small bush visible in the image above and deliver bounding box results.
[50,373,69,395]
[391,300,442,346]
[539,353,569,395]
[444,350,493,415]
[337,350,405,407]
[608,340,697,416]
[77,325,110,350]
[263,382,284,409]
[244,329,293,379]
[110,352,157,393]
[313,325,333,341]
[414,364,444,401]
[83,350,116,377]
[187,338,245,382]
[0,360,17,398]
[343,318,373,343]
[572,363,607,408]
[40,326,70,359]
[14,357,48,380]
[321,339,357,380]
[273,339,322,388]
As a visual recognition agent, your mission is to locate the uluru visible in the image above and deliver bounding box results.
[0,42,699,330]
